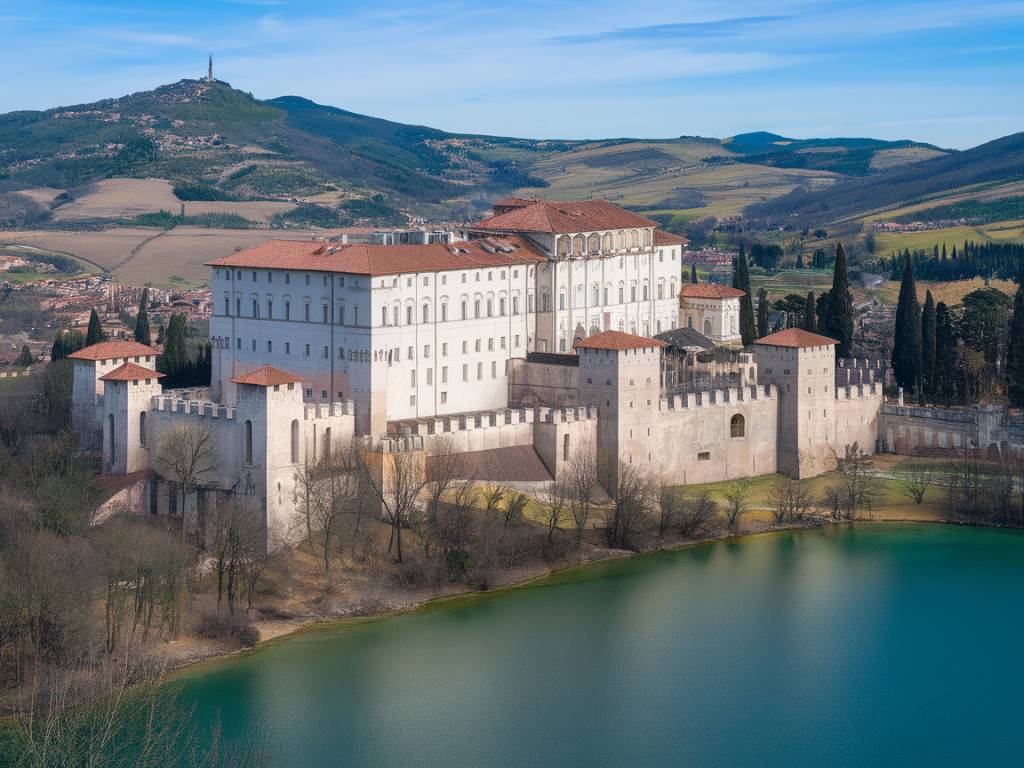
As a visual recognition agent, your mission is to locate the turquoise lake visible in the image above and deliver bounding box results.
[170,524,1024,767]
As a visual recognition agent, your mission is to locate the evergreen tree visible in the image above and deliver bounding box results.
[934,302,957,405]
[921,290,937,397]
[803,291,817,332]
[160,314,188,386]
[796,252,804,269]
[14,345,34,367]
[85,308,104,346]
[891,254,922,392]
[823,243,853,357]
[690,262,697,284]
[156,321,165,345]
[734,247,756,346]
[1006,285,1024,407]
[756,288,769,338]
[134,288,151,345]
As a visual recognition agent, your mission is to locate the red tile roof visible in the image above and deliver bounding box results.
[206,236,546,276]
[755,328,838,348]
[575,330,667,352]
[68,340,161,361]
[679,283,745,299]
[231,365,305,387]
[471,199,656,234]
[654,229,688,246]
[99,362,164,382]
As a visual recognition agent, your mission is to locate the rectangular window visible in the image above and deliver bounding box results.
[285,342,291,354]
[251,339,256,351]
[500,336,506,349]
[477,362,483,380]
[424,344,430,358]
[514,335,520,347]
[462,364,468,382]
[410,370,416,387]
[322,346,329,359]
[462,341,468,354]
[426,368,433,386]
[442,366,448,384]
[698,452,711,461]
[304,344,310,357]
[267,340,273,353]
[441,391,447,404]
[323,305,329,323]
[285,302,291,320]
[491,361,497,378]
[442,342,448,356]
[304,304,310,322]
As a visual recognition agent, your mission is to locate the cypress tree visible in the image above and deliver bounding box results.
[134,288,151,345]
[690,262,697,284]
[934,302,957,405]
[921,290,936,397]
[160,314,188,386]
[1006,285,1024,407]
[796,252,804,269]
[823,243,853,357]
[803,291,817,332]
[14,345,34,367]
[892,254,922,392]
[734,247,756,346]
[756,288,769,338]
[85,308,104,346]
[156,322,165,345]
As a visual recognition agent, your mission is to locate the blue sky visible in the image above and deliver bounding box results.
[0,0,1022,148]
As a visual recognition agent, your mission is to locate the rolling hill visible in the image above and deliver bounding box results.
[0,77,959,228]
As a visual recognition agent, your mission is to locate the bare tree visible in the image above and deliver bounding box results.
[155,423,220,545]
[504,492,529,527]
[606,463,656,550]
[722,477,752,531]
[363,448,426,564]
[676,490,719,538]
[294,448,361,581]
[658,484,684,537]
[539,481,570,542]
[566,449,598,558]
[767,478,814,524]
[832,443,876,520]
[424,437,466,520]
[895,459,934,504]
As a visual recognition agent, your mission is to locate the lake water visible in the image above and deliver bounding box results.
[170,524,1024,767]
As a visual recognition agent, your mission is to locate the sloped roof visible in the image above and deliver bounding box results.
[575,330,667,352]
[654,326,715,351]
[755,328,838,348]
[68,340,161,361]
[206,236,545,276]
[99,362,164,382]
[471,199,656,234]
[679,283,745,299]
[230,365,304,387]
[654,229,688,246]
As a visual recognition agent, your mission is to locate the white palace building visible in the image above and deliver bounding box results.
[71,198,884,548]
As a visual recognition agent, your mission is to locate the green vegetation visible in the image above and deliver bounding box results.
[271,203,351,228]
[891,195,1024,225]
[119,210,257,229]
[172,182,238,201]
[821,243,853,357]
[892,255,922,392]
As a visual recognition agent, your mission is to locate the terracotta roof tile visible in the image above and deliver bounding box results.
[654,229,688,246]
[230,365,305,387]
[206,236,545,276]
[471,199,656,234]
[755,328,838,348]
[575,330,667,352]
[99,362,164,382]
[679,283,745,299]
[68,340,161,361]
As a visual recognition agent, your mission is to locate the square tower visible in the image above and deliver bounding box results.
[755,328,837,478]
[576,330,666,487]
[99,362,164,475]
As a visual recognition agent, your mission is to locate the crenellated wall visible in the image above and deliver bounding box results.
[833,382,884,455]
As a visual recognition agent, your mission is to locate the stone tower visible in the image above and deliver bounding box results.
[755,328,838,478]
[99,362,164,476]
[576,330,666,488]
[208,56,213,83]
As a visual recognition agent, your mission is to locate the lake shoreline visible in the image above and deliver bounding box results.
[162,508,981,684]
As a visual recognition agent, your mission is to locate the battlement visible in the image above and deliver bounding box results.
[660,383,776,411]
[835,382,881,401]
[302,401,356,420]
[836,357,890,387]
[390,404,598,439]
[151,396,236,420]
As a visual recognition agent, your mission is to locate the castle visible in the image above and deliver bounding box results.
[70,198,884,549]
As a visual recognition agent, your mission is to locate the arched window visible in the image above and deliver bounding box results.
[730,414,745,438]
[572,235,584,256]
[422,303,430,323]
[587,234,599,252]
[687,315,693,329]
[557,237,570,257]
[602,232,612,251]
[704,318,712,337]
[244,420,253,464]
[382,306,388,326]
[629,229,639,248]
[139,411,147,447]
